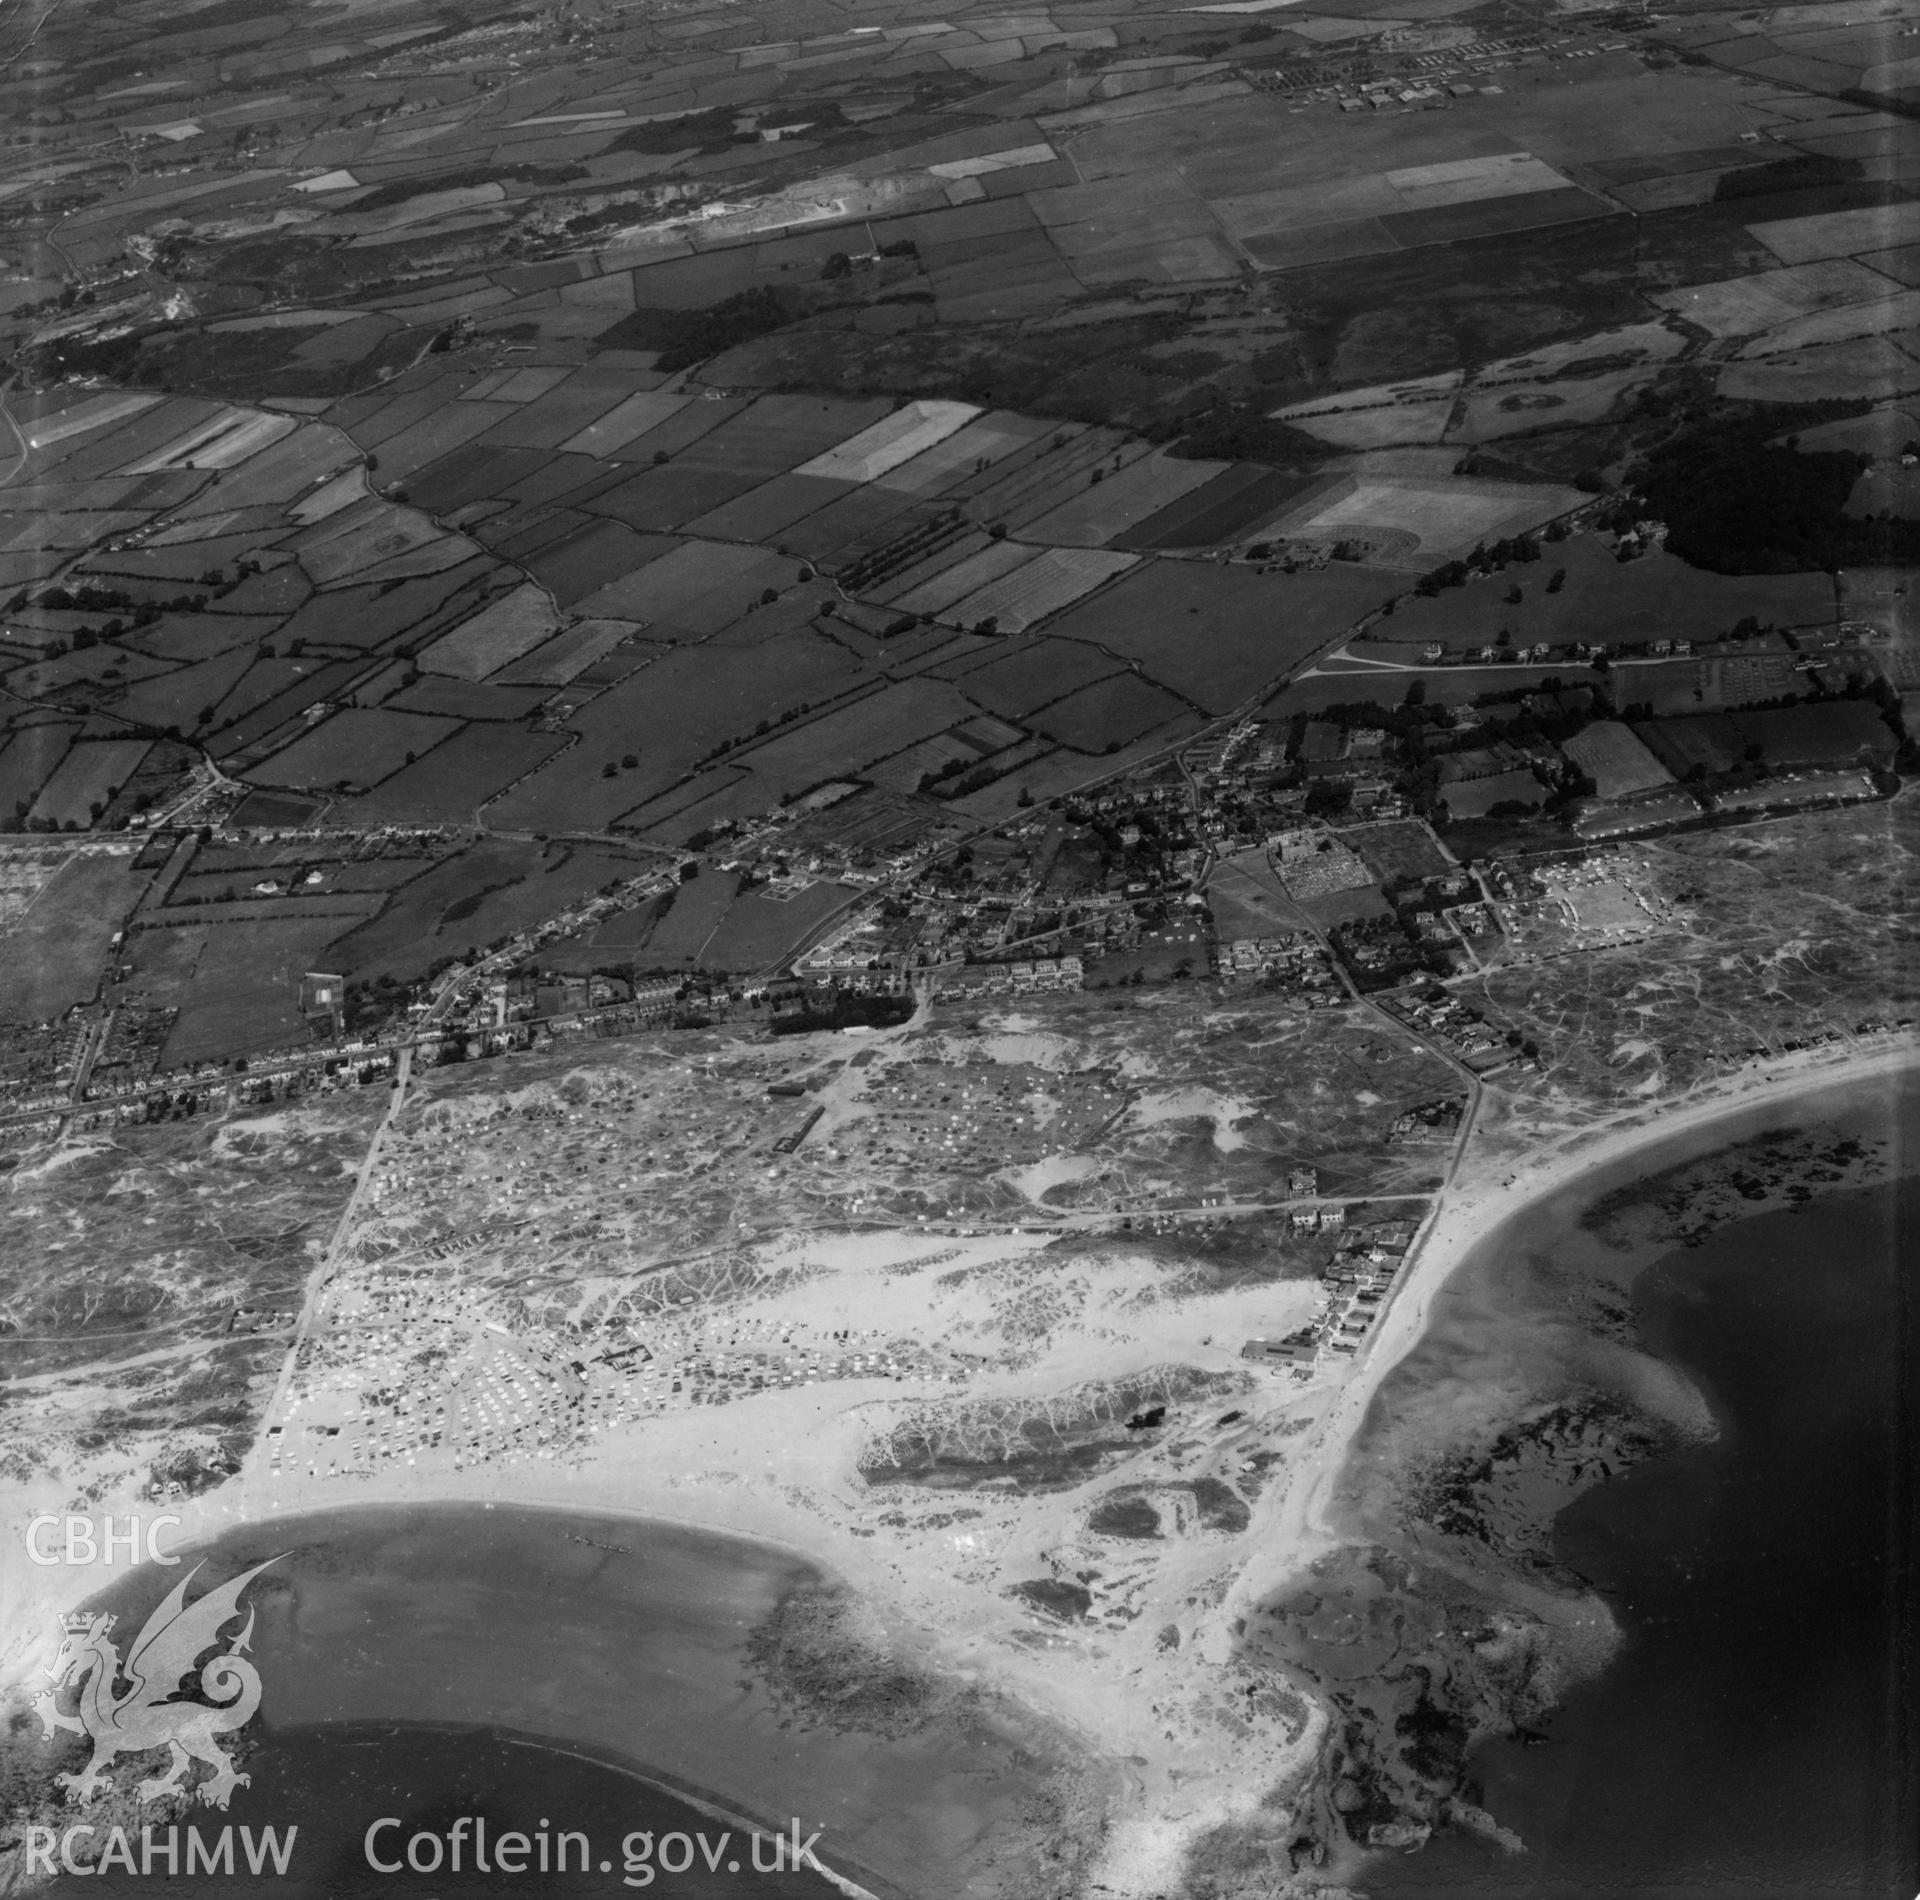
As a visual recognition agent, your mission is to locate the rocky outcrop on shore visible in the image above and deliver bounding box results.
[1233,1099,1907,1887]
[1581,1125,1891,1251]
[1229,1542,1614,1879]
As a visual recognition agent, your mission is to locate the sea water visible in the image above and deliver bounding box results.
[37,1503,1006,1900]
[58,1723,835,1897]
[1372,1126,1918,1898]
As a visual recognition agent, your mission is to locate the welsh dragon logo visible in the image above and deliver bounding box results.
[33,1558,279,1810]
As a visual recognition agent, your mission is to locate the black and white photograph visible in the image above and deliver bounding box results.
[0,0,1914,1891]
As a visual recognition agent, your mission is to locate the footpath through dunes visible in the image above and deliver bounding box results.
[75,1502,1094,1900]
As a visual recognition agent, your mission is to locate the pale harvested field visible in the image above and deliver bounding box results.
[1387,151,1574,210]
[1654,258,1902,336]
[1474,321,1686,377]
[1746,203,1914,264]
[420,583,561,680]
[1288,400,1456,449]
[1738,288,1920,357]
[873,411,1055,496]
[1281,476,1581,560]
[1718,336,1920,403]
[22,391,160,450]
[889,537,1036,616]
[121,406,292,475]
[795,400,980,482]
[944,546,1138,633]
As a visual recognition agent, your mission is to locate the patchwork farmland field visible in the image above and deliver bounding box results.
[572,540,799,633]
[342,727,571,824]
[491,620,648,686]
[5,3,1920,1893]
[943,639,1121,716]
[420,584,562,679]
[941,546,1138,633]
[1028,674,1191,750]
[1046,561,1402,712]
[487,636,866,831]
[26,741,152,829]
[245,709,464,791]
[322,838,654,985]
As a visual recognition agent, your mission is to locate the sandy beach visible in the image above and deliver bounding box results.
[66,1498,1060,1900]
[4,1439,1098,1900]
[1230,1031,1920,1619]
[1342,1060,1920,1895]
[6,1031,1914,1900]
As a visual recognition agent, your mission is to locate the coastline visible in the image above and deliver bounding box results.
[17,1496,1073,1900]
[1347,1101,1920,1893]
[4,1032,1913,1900]
[16,1036,1911,1647]
[1225,1034,1919,1886]
[1232,1031,1920,1617]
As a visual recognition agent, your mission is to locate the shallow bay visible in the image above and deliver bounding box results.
[1367,1079,1918,1897]
[59,1503,1045,1900]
